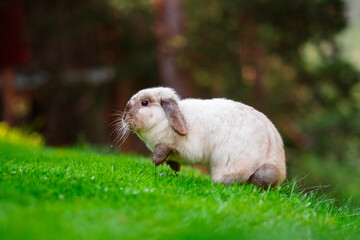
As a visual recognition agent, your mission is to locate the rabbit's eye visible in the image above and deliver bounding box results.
[141,101,149,106]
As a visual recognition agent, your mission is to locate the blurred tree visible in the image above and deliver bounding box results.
[182,0,346,98]
[153,0,183,92]
[238,6,267,111]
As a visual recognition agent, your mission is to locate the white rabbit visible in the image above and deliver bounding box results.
[120,87,286,187]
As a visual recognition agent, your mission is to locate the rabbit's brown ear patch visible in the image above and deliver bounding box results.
[161,98,188,136]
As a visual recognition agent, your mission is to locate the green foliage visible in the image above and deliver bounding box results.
[296,58,360,165]
[182,0,346,96]
[1,139,360,239]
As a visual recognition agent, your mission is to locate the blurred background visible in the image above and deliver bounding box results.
[1,0,359,205]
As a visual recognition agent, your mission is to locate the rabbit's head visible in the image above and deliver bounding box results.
[122,87,188,137]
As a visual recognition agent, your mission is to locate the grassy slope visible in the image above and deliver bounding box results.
[0,140,359,240]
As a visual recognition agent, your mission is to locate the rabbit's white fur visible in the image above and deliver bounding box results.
[125,87,286,186]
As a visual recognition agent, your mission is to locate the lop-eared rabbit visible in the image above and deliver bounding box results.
[120,87,286,187]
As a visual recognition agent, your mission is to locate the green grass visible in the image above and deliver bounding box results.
[0,140,359,240]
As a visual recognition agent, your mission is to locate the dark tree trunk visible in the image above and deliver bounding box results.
[152,0,191,97]
[239,11,267,112]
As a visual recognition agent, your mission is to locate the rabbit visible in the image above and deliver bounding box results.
[119,87,286,187]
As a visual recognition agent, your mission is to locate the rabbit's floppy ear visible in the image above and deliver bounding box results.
[161,98,188,136]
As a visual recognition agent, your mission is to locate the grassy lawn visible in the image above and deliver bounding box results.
[0,129,359,239]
